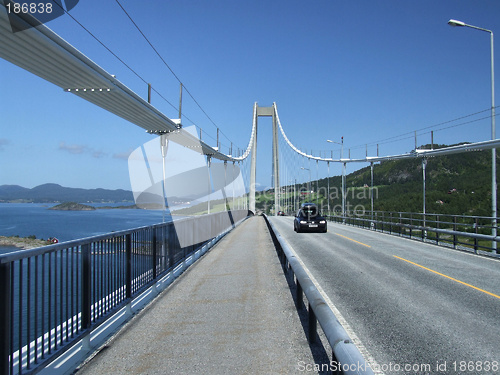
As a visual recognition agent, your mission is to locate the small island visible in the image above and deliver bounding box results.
[49,202,96,211]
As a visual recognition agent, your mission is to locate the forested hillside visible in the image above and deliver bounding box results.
[255,144,499,216]
[315,144,499,216]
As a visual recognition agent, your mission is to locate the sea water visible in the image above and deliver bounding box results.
[0,203,170,252]
[1,203,173,351]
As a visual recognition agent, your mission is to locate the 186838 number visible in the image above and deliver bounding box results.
[6,2,53,15]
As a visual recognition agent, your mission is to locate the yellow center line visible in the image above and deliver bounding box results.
[394,255,500,300]
[334,233,371,248]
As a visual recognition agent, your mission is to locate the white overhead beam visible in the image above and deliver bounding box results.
[0,2,241,162]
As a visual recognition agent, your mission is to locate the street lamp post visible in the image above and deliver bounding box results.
[301,167,312,201]
[327,161,330,215]
[327,137,345,217]
[294,178,297,212]
[448,19,497,253]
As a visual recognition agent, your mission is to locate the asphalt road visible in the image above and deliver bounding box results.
[270,217,500,375]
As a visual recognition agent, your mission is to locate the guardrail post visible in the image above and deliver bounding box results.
[308,303,317,343]
[0,262,12,375]
[296,279,303,309]
[81,244,91,332]
[126,234,132,299]
[280,245,286,266]
[332,350,340,375]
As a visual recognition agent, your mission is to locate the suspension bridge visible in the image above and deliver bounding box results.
[1,4,500,375]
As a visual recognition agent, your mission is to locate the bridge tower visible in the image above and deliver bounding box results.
[249,103,280,215]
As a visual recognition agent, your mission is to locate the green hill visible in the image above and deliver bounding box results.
[258,144,499,216]
[332,145,497,216]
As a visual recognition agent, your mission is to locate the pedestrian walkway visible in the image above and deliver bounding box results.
[76,216,327,374]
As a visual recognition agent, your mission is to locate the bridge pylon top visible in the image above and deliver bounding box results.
[256,105,275,117]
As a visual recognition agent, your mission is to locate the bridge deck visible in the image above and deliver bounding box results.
[75,216,328,374]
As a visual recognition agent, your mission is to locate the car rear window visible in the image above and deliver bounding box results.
[301,206,318,216]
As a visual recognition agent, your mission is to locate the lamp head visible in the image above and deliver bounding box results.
[448,19,466,27]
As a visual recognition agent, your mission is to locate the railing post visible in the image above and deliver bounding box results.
[168,224,175,269]
[453,217,458,248]
[126,234,132,299]
[474,218,479,254]
[421,213,425,240]
[81,244,91,332]
[409,213,413,239]
[0,262,12,375]
[152,230,157,280]
[436,216,440,245]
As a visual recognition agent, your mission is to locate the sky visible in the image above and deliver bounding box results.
[1,0,500,190]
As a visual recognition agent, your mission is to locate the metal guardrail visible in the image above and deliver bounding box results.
[0,210,250,375]
[264,215,374,375]
[329,211,500,256]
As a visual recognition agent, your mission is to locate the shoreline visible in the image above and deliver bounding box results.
[0,236,49,249]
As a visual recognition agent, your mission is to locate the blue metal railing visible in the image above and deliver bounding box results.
[0,210,250,375]
[329,210,500,255]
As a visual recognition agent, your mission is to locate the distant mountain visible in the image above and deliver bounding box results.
[0,183,134,203]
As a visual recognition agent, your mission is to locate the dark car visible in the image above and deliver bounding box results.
[294,203,327,233]
[277,210,286,216]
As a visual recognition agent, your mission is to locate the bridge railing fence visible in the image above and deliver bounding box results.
[0,210,250,375]
[328,210,499,255]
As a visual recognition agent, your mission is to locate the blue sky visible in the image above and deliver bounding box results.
[1,0,500,190]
